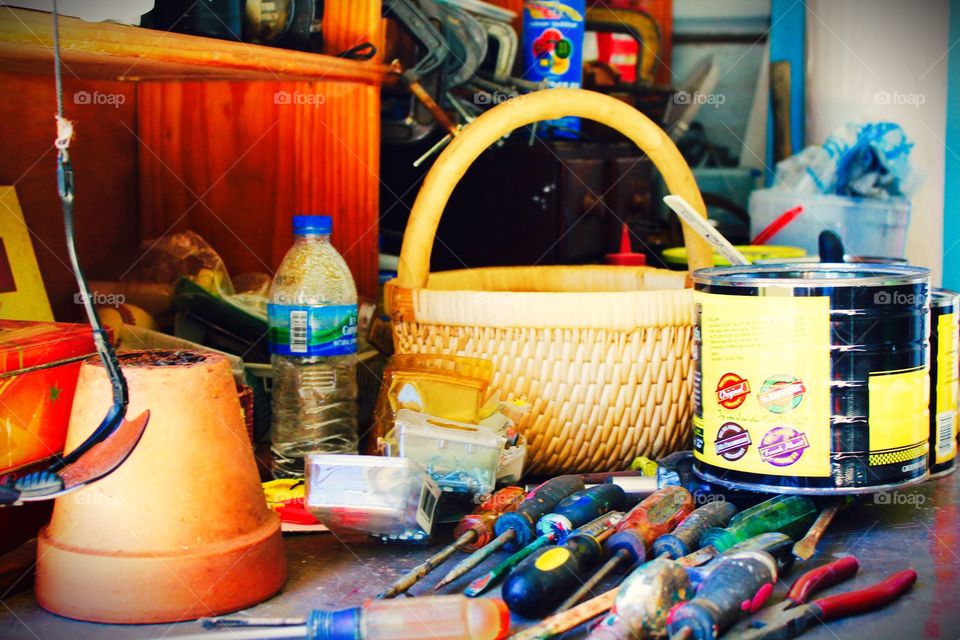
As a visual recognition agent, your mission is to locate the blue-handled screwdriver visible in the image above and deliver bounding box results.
[460,484,626,595]
[434,475,585,590]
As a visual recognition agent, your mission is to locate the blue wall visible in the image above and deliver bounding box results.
[766,0,805,185]
[946,0,960,290]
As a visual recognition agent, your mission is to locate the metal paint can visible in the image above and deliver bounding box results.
[929,288,959,479]
[692,264,931,494]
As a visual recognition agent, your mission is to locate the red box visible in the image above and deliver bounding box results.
[0,320,98,474]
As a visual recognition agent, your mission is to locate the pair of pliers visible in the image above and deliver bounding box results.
[727,556,917,640]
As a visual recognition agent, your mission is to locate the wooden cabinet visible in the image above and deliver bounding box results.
[0,4,384,319]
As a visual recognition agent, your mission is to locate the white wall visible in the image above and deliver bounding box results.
[806,0,949,284]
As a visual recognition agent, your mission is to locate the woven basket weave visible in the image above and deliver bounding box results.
[386,89,713,475]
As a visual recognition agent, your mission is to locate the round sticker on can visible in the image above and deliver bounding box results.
[716,373,751,410]
[758,375,806,414]
[715,422,752,461]
[758,426,810,467]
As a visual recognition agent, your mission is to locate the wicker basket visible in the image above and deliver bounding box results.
[385,89,713,475]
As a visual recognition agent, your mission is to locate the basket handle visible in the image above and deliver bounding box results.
[396,88,713,289]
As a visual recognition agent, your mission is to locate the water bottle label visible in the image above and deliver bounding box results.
[268,303,358,357]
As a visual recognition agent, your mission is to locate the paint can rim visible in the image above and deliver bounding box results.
[692,263,929,289]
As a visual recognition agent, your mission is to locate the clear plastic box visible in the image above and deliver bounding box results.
[748,189,910,258]
[382,409,506,495]
[305,454,441,541]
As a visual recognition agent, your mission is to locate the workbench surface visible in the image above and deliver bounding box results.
[2,472,958,640]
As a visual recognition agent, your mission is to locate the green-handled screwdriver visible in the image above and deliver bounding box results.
[700,495,816,553]
[434,475,585,590]
[554,486,696,612]
[378,486,527,598]
[462,484,626,596]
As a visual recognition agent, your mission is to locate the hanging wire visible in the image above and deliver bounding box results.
[47,0,129,469]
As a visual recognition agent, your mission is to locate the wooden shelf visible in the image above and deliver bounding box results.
[0,7,386,84]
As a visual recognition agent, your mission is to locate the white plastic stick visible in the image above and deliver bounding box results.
[663,195,751,267]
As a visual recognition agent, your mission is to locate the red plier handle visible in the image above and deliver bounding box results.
[785,556,860,605]
[814,569,917,620]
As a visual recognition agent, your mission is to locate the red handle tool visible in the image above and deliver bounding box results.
[728,560,917,640]
[784,556,859,607]
[813,569,918,620]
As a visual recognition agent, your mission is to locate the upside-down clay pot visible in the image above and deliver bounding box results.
[35,350,286,623]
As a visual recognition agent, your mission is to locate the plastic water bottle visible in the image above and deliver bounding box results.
[268,215,359,477]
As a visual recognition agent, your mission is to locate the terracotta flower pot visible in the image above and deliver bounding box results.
[36,350,286,624]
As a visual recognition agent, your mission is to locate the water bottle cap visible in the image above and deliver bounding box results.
[293,215,332,235]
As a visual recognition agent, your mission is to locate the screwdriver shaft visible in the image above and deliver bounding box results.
[792,500,841,561]
[464,534,553,597]
[202,616,305,628]
[435,529,514,590]
[379,530,477,598]
[555,549,629,612]
[510,589,618,640]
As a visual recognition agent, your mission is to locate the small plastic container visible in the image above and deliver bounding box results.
[748,189,910,258]
[496,436,528,485]
[305,455,441,541]
[382,409,506,495]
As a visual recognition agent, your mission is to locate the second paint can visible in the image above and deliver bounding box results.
[929,288,959,478]
[692,264,931,494]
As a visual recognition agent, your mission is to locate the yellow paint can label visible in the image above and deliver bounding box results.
[534,547,570,572]
[693,292,832,477]
[935,312,958,464]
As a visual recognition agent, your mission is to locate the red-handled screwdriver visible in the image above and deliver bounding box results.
[378,486,527,598]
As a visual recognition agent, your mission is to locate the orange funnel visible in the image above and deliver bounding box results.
[36,350,286,623]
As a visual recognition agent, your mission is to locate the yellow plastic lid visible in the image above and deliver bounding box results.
[661,244,807,267]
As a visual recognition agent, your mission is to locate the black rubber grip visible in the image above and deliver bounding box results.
[495,475,585,549]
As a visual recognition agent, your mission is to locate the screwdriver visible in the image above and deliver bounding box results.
[700,495,817,553]
[651,501,739,559]
[468,510,625,598]
[463,485,626,596]
[435,475,585,590]
[554,486,695,612]
[586,556,694,640]
[791,497,855,561]
[508,540,724,640]
[378,486,527,598]
[687,532,795,588]
[557,497,736,614]
[501,511,625,616]
[585,531,798,640]
[667,551,780,640]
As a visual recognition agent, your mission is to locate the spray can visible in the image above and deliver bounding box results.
[522,0,586,137]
